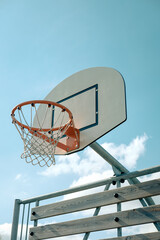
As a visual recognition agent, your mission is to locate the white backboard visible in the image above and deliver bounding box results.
[35,67,127,155]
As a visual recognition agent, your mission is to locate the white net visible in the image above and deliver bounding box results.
[12,102,71,167]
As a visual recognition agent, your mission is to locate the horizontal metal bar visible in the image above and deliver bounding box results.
[21,164,160,204]
[31,178,160,220]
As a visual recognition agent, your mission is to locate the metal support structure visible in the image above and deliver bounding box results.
[83,183,111,240]
[20,164,160,205]
[112,166,122,237]
[10,163,160,240]
[19,204,25,240]
[90,141,160,231]
[25,203,30,240]
[117,180,122,237]
[11,199,21,240]
[34,200,39,227]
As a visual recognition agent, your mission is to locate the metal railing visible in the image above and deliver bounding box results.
[11,164,160,240]
[11,142,160,239]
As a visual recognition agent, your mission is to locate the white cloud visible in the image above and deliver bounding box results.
[15,174,22,180]
[0,223,33,240]
[39,134,148,177]
[0,223,11,240]
[63,170,113,200]
[123,223,157,235]
[47,235,90,240]
[14,173,29,184]
[102,133,148,170]
[39,153,80,177]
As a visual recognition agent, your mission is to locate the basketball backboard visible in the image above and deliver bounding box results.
[34,67,127,155]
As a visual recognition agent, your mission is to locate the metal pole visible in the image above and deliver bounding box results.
[112,166,122,237]
[34,200,39,227]
[19,204,25,240]
[117,180,122,237]
[90,141,160,231]
[21,164,160,205]
[11,199,21,240]
[83,183,111,240]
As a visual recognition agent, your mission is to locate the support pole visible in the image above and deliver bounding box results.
[34,200,39,227]
[112,166,122,237]
[11,199,21,240]
[83,183,111,240]
[90,141,160,231]
[117,180,122,237]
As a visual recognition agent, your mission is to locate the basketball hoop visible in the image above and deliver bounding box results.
[11,100,80,167]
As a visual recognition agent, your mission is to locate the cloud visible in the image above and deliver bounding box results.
[39,152,81,177]
[63,170,113,200]
[123,223,157,236]
[15,174,22,180]
[41,234,89,240]
[0,223,33,240]
[39,134,148,178]
[102,133,148,170]
[0,223,11,240]
[14,173,30,184]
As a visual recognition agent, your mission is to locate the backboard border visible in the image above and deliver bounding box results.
[52,84,99,132]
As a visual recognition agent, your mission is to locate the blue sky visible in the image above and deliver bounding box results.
[0,0,160,239]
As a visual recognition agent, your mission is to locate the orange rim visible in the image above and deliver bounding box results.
[11,100,73,132]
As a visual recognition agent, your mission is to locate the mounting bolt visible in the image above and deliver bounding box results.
[32,211,36,216]
[120,178,125,183]
[30,232,34,236]
[112,180,116,185]
[114,217,119,222]
[114,193,119,198]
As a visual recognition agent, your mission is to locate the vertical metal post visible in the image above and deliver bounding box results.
[112,166,122,237]
[34,200,39,227]
[11,199,21,240]
[117,181,122,237]
[83,183,111,240]
[19,204,25,240]
[25,203,31,240]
